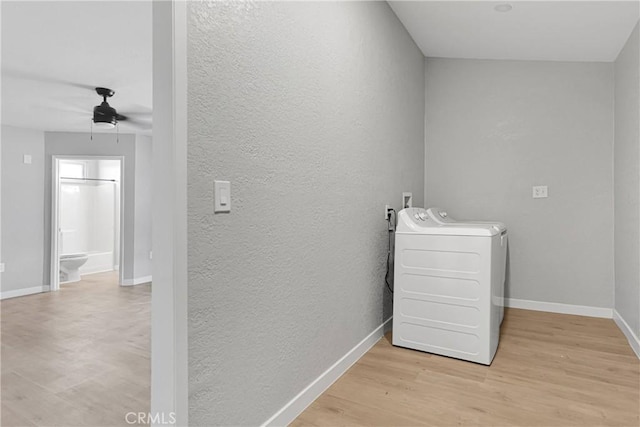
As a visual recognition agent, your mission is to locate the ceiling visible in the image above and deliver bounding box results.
[1,1,152,134]
[389,1,640,62]
[2,1,638,135]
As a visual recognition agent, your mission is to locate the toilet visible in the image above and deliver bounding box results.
[60,253,89,283]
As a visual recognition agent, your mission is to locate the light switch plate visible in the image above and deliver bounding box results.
[0,263,5,273]
[533,185,548,198]
[214,180,231,213]
[23,155,32,164]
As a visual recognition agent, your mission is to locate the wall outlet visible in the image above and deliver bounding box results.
[149,251,153,260]
[385,204,392,220]
[533,185,548,198]
[0,263,5,273]
[23,154,32,164]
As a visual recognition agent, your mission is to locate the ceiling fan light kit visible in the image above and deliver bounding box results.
[93,120,116,129]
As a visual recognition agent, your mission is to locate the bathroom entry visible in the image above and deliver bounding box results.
[51,156,124,290]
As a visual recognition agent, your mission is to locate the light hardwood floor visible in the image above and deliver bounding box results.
[1,272,150,427]
[294,308,640,427]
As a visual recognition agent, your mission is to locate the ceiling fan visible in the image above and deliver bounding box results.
[93,87,132,129]
[3,68,152,131]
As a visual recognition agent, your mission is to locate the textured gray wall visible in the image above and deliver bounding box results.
[187,1,424,425]
[614,22,640,337]
[424,58,614,308]
[1,125,45,292]
[44,132,137,283]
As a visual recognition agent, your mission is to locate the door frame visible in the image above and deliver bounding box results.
[50,155,125,291]
[151,1,188,425]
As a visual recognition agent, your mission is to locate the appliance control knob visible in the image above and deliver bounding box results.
[414,213,420,220]
[440,211,448,218]
[418,212,427,221]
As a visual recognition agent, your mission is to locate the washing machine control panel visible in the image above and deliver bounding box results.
[414,213,428,221]
[411,209,430,222]
[398,208,437,232]
[426,207,455,224]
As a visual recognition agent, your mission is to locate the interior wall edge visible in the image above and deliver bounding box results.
[613,309,640,359]
[613,19,640,340]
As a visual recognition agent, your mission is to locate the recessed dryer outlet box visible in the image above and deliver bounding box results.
[402,192,413,209]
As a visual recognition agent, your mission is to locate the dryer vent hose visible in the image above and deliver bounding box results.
[385,209,397,293]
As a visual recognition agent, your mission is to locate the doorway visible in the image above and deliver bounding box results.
[50,156,125,291]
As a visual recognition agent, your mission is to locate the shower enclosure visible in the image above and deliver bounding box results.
[51,156,123,289]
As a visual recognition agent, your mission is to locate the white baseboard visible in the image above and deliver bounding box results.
[80,267,115,275]
[122,275,153,286]
[613,310,640,359]
[384,318,393,333]
[505,298,612,319]
[261,317,392,427]
[1,286,48,300]
[81,270,117,276]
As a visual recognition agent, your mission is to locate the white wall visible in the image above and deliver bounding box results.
[0,125,45,294]
[614,21,640,341]
[98,159,122,268]
[187,1,424,424]
[134,134,152,280]
[424,58,614,309]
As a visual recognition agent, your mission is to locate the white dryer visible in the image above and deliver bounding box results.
[392,208,507,365]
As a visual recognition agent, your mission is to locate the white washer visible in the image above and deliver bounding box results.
[426,207,506,233]
[392,207,507,365]
[426,207,508,324]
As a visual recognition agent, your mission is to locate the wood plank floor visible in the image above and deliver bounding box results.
[1,272,150,427]
[293,309,640,427]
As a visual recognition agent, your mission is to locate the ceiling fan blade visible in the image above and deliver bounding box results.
[31,104,88,115]
[124,104,152,114]
[3,68,96,90]
[119,116,152,130]
[121,111,152,118]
